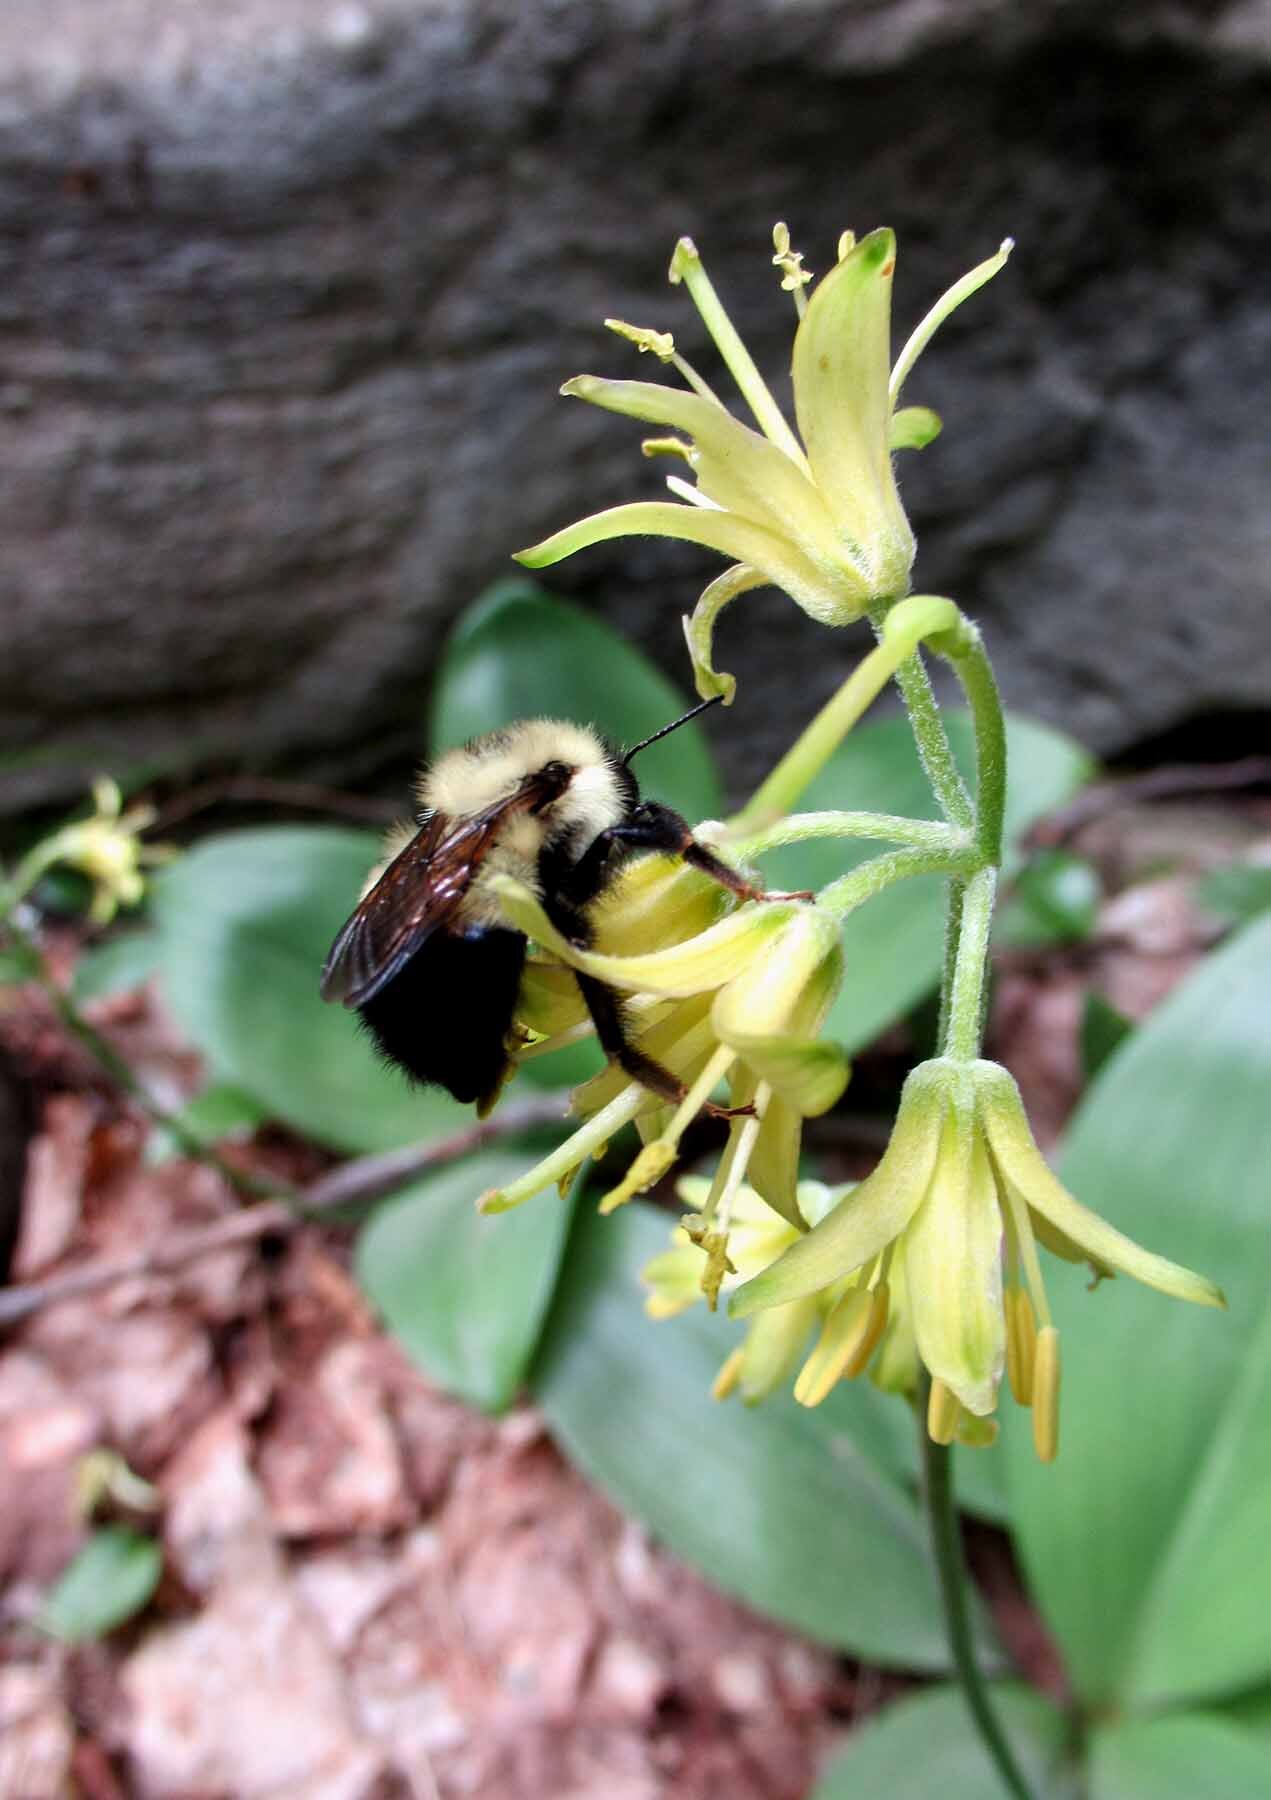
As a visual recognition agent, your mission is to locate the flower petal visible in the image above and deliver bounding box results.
[902,1118,1005,1417]
[889,405,942,451]
[791,228,914,595]
[737,1298,821,1403]
[492,875,797,997]
[977,1063,1227,1310]
[562,377,839,554]
[725,1032,849,1116]
[729,1064,945,1317]
[744,1094,803,1229]
[682,563,768,704]
[515,501,867,625]
[711,907,841,1038]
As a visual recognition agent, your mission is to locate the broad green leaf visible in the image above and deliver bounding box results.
[1079,990,1134,1081]
[150,828,468,1153]
[1007,916,1271,1709]
[1090,1712,1271,1799]
[762,712,1093,1053]
[996,850,1100,949]
[430,579,724,823]
[812,1684,1071,1800]
[71,929,161,1003]
[356,1150,573,1413]
[145,1082,269,1165]
[1197,862,1271,926]
[531,1198,997,1669]
[39,1526,162,1643]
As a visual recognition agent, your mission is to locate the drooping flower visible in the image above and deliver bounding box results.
[729,1056,1225,1460]
[516,226,1012,701]
[478,861,849,1240]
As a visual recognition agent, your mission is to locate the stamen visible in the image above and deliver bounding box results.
[602,315,723,403]
[712,1346,745,1401]
[605,319,675,360]
[1032,1326,1061,1462]
[771,221,813,319]
[844,1281,891,1379]
[927,1378,961,1445]
[667,236,809,468]
[665,473,725,510]
[836,229,856,262]
[1005,1288,1035,1406]
[794,1284,872,1406]
[641,436,694,461]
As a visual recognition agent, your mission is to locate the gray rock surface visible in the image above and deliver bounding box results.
[2,0,1268,807]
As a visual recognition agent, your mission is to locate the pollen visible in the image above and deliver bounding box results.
[927,1378,962,1446]
[1032,1327,1062,1463]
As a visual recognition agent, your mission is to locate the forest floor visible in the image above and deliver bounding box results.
[1,783,1265,1800]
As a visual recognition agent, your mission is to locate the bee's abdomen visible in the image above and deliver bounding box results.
[357,926,526,1105]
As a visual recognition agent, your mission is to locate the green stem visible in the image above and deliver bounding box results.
[868,599,974,832]
[733,595,968,833]
[919,1377,1037,1800]
[819,845,979,921]
[933,618,1008,864]
[729,810,967,860]
[943,863,998,1061]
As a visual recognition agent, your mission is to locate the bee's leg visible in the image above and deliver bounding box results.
[601,803,811,904]
[574,972,754,1119]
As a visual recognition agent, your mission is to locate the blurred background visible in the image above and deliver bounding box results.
[3,4,1271,1797]
[3,0,1268,811]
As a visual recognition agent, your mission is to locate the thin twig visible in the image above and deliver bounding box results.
[1026,755,1271,850]
[146,775,397,834]
[0,1095,568,1331]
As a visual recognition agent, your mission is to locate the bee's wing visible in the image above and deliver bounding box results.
[319,806,508,1008]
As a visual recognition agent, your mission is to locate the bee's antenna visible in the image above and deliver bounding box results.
[621,695,724,767]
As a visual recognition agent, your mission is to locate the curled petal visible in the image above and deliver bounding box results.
[711,907,842,1038]
[682,563,769,704]
[977,1062,1226,1310]
[515,500,868,625]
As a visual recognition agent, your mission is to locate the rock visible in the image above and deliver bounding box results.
[1,0,1267,807]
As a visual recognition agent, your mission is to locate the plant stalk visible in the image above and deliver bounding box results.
[918,1377,1037,1800]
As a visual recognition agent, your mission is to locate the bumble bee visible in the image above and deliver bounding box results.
[320,700,763,1112]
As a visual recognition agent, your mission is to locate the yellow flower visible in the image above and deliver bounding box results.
[478,862,848,1230]
[730,1056,1225,1460]
[643,1176,845,1404]
[516,226,1011,701]
[23,778,172,924]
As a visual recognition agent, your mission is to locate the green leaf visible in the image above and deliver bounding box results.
[531,1199,997,1669]
[1007,915,1271,1710]
[356,1150,573,1414]
[1197,862,1271,926]
[145,1082,268,1165]
[39,1526,162,1643]
[1089,1712,1271,1799]
[71,930,161,1003]
[812,1684,1071,1800]
[150,828,468,1154]
[1079,990,1134,1081]
[996,850,1100,949]
[431,579,724,823]
[762,712,1093,1053]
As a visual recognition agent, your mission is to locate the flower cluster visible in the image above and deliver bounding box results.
[480,850,848,1248]
[8,778,171,924]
